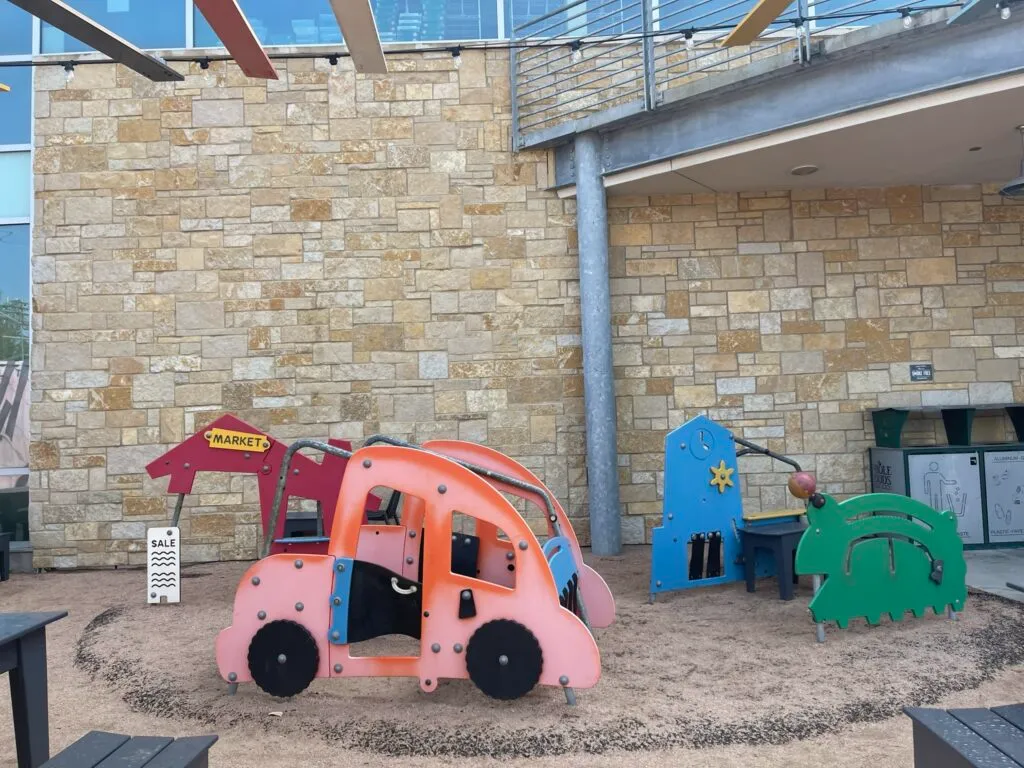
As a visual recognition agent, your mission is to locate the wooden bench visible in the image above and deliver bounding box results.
[904,704,1024,766]
[41,730,218,768]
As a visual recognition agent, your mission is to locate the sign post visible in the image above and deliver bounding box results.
[147,526,181,604]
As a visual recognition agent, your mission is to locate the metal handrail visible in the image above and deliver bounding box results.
[510,0,964,147]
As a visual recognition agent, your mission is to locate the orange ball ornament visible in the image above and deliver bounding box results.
[788,471,816,500]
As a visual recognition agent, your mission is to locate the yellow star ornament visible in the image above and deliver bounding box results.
[709,460,735,493]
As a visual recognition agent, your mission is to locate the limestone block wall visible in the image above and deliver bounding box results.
[28,49,1024,567]
[604,187,1024,539]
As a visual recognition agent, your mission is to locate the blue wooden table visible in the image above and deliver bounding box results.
[1,611,68,768]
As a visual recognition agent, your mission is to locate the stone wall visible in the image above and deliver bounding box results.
[604,187,1023,539]
[30,50,587,568]
[28,49,1024,567]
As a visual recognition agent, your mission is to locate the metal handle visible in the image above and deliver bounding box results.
[733,435,803,472]
[391,577,417,595]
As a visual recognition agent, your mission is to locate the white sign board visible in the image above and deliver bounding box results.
[984,450,1024,543]
[147,526,180,604]
[908,452,984,545]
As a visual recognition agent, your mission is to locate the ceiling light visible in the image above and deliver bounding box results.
[790,164,819,176]
[999,126,1024,198]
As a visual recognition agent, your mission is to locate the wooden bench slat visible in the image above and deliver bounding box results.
[905,708,1024,767]
[950,708,1024,765]
[995,706,1024,733]
[41,731,130,768]
[143,736,219,768]
[95,736,174,768]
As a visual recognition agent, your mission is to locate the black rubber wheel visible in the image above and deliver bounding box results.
[247,619,320,698]
[465,619,543,700]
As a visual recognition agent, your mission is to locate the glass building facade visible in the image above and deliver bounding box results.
[0,1,32,544]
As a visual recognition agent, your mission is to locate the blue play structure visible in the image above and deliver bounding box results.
[649,415,805,601]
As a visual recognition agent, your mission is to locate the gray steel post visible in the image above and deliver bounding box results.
[574,132,622,557]
[641,0,657,110]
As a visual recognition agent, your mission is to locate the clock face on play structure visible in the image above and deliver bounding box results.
[689,428,715,461]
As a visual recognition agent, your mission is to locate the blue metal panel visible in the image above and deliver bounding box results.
[650,415,774,596]
[543,536,579,594]
[273,536,331,544]
[328,556,354,645]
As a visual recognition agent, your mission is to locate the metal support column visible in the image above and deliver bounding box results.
[574,131,622,557]
[641,0,658,110]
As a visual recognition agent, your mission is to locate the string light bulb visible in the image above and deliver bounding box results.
[901,9,913,27]
[451,47,462,69]
[198,56,213,85]
[1000,3,1011,18]
[570,42,582,64]
[63,62,74,84]
[327,53,340,72]
[685,31,694,50]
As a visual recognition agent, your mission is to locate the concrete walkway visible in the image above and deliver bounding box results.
[965,548,1024,603]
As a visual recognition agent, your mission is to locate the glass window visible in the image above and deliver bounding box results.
[0,225,30,304]
[0,155,30,221]
[0,68,32,146]
[41,0,186,53]
[195,0,341,47]
[0,2,32,56]
[510,0,569,36]
[0,487,29,543]
[655,0,753,34]
[195,0,497,47]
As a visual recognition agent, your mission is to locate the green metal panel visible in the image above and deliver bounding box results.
[795,492,968,628]
[871,409,910,448]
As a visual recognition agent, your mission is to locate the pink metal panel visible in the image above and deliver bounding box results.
[422,440,617,628]
[192,0,278,80]
[325,445,601,693]
[356,525,407,574]
[215,554,335,684]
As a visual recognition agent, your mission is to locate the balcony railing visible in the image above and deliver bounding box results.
[509,0,964,148]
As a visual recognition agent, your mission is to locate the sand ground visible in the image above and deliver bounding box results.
[1,545,1022,767]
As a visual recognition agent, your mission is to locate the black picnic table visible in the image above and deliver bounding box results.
[905,704,1024,766]
[40,730,219,767]
[1,610,67,768]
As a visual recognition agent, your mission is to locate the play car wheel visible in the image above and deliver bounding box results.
[465,619,543,700]
[247,619,320,698]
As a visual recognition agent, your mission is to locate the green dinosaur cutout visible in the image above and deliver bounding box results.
[795,492,968,628]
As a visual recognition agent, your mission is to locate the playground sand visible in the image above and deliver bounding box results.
[2,545,1023,768]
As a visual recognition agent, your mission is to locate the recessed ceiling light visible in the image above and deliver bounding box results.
[969,146,982,152]
[790,164,819,176]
